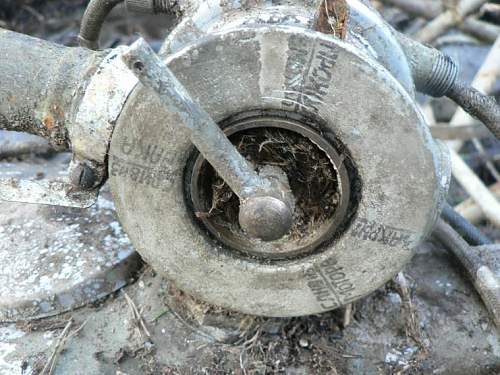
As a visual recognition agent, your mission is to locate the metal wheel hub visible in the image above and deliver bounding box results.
[188,114,352,260]
[109,25,449,317]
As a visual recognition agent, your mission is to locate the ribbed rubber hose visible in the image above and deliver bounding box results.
[447,80,500,140]
[442,203,493,246]
[78,0,124,50]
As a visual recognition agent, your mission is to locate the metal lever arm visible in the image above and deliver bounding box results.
[121,39,295,241]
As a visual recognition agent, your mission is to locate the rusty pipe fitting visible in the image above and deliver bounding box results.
[0,28,106,149]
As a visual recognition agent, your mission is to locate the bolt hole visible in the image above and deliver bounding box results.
[133,61,144,72]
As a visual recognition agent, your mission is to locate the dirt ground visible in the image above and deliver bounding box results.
[1,238,499,374]
[0,1,499,374]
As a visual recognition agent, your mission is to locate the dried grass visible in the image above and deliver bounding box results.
[204,128,340,240]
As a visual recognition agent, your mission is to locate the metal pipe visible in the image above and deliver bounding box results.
[0,28,105,149]
[126,0,176,14]
[433,219,500,328]
[78,0,124,50]
[397,33,500,140]
[396,33,458,97]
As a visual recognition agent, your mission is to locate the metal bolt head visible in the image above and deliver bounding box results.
[69,162,97,190]
[239,196,293,242]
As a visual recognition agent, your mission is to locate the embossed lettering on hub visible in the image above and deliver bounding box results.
[305,258,356,311]
[282,41,338,115]
[111,136,177,190]
[351,218,414,249]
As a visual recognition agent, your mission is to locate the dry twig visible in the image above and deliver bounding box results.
[450,150,500,227]
[123,291,152,338]
[382,0,500,42]
[40,319,73,375]
[343,303,353,328]
[394,273,427,351]
[415,0,488,43]
[315,0,349,39]
[40,318,88,375]
[455,182,500,223]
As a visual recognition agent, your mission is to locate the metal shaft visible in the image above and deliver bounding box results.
[121,39,294,241]
[0,28,105,149]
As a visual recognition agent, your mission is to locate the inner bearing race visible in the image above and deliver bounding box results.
[188,115,351,260]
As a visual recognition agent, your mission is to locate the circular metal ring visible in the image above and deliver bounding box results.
[188,115,351,260]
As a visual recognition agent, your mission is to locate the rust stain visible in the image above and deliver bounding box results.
[43,105,65,131]
[52,104,65,119]
[43,113,55,130]
[314,0,349,39]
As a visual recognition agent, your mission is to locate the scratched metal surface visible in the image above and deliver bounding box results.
[109,20,449,316]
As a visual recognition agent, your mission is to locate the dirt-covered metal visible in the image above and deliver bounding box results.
[122,39,296,241]
[0,0,466,316]
[0,191,139,322]
[0,31,137,207]
[109,20,450,316]
[0,29,104,148]
[434,219,500,328]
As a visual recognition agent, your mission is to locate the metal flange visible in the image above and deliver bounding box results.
[109,25,449,316]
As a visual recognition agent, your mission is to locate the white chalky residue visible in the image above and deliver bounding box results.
[0,325,25,341]
[0,326,26,375]
[487,334,500,358]
[0,192,135,319]
[384,350,401,364]
[0,342,24,375]
[97,196,115,211]
[477,266,499,290]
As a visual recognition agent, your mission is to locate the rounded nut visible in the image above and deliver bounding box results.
[239,196,293,242]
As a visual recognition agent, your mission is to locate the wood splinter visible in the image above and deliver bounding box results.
[315,0,350,39]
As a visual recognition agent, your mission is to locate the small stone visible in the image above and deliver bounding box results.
[261,320,282,335]
[388,292,402,305]
[299,337,309,348]
[329,330,344,341]
[385,350,402,364]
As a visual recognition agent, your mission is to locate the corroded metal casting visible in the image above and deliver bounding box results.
[0,0,470,317]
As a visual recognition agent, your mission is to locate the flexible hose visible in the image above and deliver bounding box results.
[78,0,124,50]
[442,203,493,246]
[447,80,500,140]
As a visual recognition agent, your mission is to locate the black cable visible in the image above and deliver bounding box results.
[78,0,124,50]
[447,80,500,140]
[441,203,493,246]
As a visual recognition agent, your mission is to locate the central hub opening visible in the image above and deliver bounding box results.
[187,114,354,260]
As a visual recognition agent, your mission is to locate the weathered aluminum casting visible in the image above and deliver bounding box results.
[1,0,458,316]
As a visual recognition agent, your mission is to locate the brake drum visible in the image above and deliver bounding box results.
[109,26,449,316]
